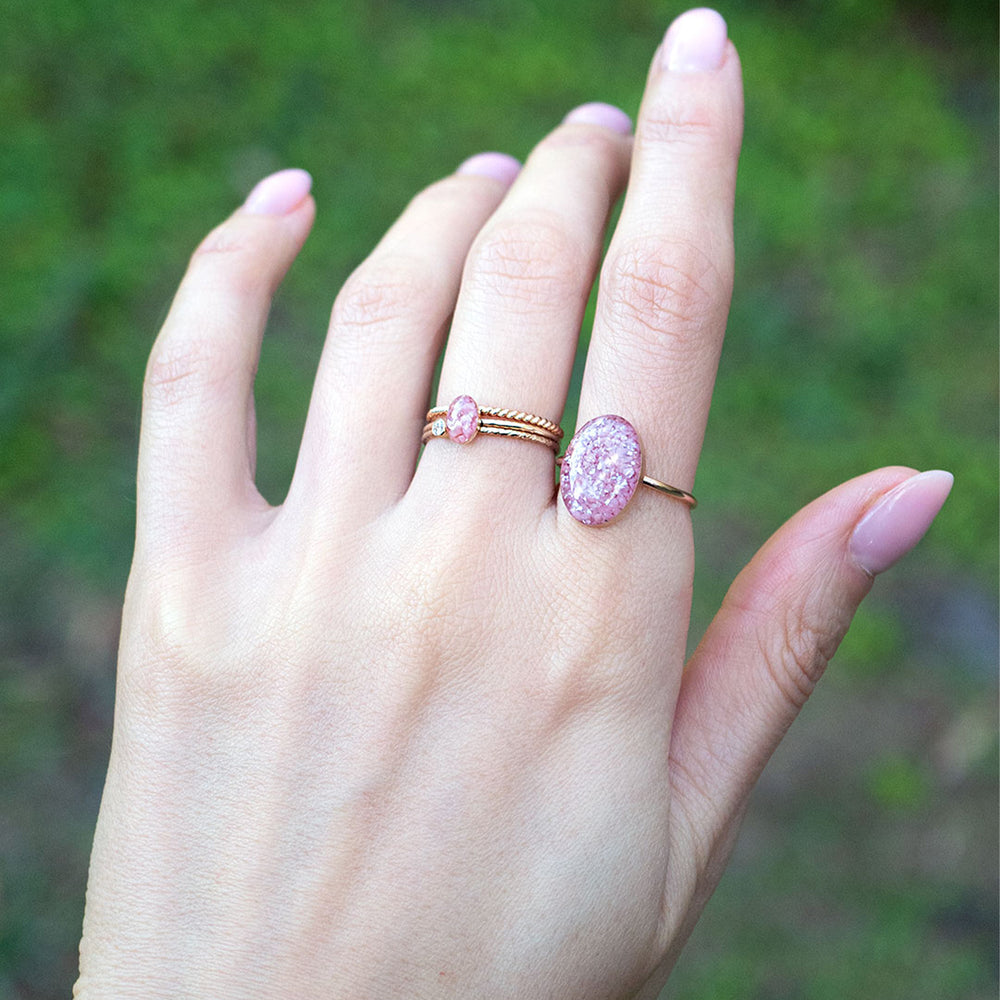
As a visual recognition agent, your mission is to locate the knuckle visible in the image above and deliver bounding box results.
[124,559,282,710]
[637,93,717,153]
[332,253,442,338]
[529,553,645,710]
[760,590,848,713]
[466,213,579,309]
[190,221,275,301]
[193,220,245,259]
[600,235,725,362]
[144,334,243,410]
[123,580,225,704]
[534,621,622,711]
[386,523,495,673]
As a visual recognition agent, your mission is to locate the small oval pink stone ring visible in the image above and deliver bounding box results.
[559,414,697,525]
[422,397,564,450]
[446,394,480,443]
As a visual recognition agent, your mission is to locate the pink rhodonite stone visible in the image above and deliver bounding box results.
[560,414,642,525]
[446,395,479,443]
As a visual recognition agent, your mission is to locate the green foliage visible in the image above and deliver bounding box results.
[865,752,931,810]
[0,0,996,995]
[836,602,906,679]
[2,0,996,583]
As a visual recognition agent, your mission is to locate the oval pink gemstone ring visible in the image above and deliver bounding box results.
[559,414,697,525]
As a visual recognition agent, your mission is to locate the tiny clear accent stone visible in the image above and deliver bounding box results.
[431,417,446,437]
[446,395,479,443]
[560,414,642,525]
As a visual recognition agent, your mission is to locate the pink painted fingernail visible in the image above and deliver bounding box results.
[662,8,728,73]
[850,470,954,576]
[456,152,522,185]
[243,168,313,215]
[563,102,633,135]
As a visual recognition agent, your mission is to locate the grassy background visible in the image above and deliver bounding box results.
[1,0,997,995]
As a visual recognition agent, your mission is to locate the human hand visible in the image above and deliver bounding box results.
[74,9,952,998]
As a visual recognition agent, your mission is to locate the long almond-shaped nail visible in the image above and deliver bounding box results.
[662,7,728,73]
[850,470,954,576]
[243,168,313,216]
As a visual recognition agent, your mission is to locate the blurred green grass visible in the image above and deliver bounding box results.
[1,0,996,996]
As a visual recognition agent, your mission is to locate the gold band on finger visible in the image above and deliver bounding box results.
[639,474,697,508]
[423,396,563,451]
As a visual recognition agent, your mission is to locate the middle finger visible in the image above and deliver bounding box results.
[577,11,743,514]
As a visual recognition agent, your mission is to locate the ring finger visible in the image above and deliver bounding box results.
[414,104,634,506]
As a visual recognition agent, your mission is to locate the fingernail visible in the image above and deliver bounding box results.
[243,168,313,215]
[850,470,954,576]
[662,8,728,73]
[563,102,633,135]
[456,152,522,185]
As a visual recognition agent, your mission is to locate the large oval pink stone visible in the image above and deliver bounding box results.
[446,395,479,443]
[560,414,642,525]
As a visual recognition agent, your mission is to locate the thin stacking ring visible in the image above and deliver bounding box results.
[423,395,563,451]
[559,414,696,525]
[637,474,697,507]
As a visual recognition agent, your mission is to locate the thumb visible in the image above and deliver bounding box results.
[666,466,953,913]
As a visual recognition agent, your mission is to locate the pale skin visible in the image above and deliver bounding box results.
[75,9,953,998]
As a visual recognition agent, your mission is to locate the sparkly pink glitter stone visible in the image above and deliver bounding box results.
[446,395,479,443]
[560,414,642,525]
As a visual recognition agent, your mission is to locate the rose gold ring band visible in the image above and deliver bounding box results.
[421,400,696,524]
[422,395,563,450]
[637,474,698,508]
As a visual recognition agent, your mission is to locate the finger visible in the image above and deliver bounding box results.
[289,154,520,517]
[414,106,632,506]
[574,9,743,521]
[665,468,954,914]
[138,169,315,544]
